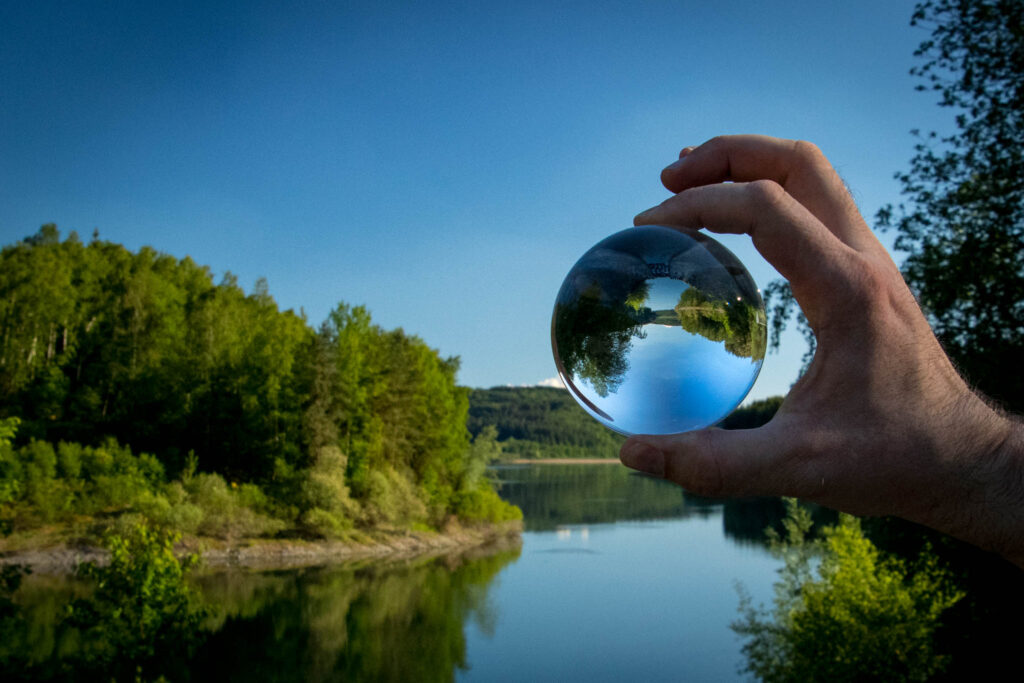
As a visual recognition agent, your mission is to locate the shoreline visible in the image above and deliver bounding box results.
[0,520,523,574]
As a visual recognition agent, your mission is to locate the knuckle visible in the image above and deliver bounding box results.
[703,135,729,155]
[791,139,826,166]
[842,255,891,305]
[745,178,786,207]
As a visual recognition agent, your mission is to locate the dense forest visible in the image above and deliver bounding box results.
[0,226,519,542]
[467,386,782,459]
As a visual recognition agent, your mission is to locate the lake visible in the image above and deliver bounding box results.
[4,463,791,681]
[462,464,784,682]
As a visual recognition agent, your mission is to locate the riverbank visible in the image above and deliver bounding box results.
[0,519,523,574]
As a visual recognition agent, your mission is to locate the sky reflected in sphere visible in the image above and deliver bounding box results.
[552,226,766,435]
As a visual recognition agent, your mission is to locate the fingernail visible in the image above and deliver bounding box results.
[634,206,657,225]
[664,147,695,172]
[620,440,665,477]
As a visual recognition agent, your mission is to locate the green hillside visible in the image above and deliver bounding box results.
[468,386,625,459]
[468,387,783,460]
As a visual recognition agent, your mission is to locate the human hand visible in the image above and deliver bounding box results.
[620,135,1024,565]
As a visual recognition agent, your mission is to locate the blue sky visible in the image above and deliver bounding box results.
[0,0,952,400]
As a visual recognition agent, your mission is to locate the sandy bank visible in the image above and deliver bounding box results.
[0,520,522,574]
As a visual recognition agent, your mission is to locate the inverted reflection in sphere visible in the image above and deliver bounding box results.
[551,225,766,436]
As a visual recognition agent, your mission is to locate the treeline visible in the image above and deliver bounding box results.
[467,386,783,459]
[0,225,518,541]
[468,386,626,459]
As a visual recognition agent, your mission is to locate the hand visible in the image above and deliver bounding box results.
[621,135,1024,565]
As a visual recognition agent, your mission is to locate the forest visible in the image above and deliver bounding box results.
[0,226,519,544]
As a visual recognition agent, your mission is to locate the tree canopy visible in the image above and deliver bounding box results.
[765,2,1024,408]
[0,226,519,539]
[877,0,1024,410]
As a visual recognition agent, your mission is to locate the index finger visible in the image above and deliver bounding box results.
[660,135,880,253]
[634,180,859,330]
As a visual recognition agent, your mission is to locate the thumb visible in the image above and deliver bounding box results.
[619,425,798,498]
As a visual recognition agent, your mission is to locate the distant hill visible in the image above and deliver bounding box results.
[468,386,624,459]
[468,386,783,460]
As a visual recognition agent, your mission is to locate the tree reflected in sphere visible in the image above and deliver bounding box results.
[552,226,766,435]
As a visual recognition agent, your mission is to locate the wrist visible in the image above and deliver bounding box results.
[936,408,1024,567]
[980,417,1024,565]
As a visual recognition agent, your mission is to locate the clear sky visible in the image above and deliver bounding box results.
[0,0,952,400]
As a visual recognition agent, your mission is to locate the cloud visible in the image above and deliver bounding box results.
[536,376,565,389]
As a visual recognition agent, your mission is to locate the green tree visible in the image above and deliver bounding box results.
[876,0,1024,410]
[0,228,518,533]
[68,522,208,681]
[767,2,1024,399]
[734,500,963,682]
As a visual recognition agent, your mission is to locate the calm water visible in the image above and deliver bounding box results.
[462,464,783,682]
[5,464,788,681]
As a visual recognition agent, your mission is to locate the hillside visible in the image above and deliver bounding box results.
[468,386,625,459]
[468,386,783,459]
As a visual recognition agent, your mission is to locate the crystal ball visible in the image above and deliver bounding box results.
[551,225,766,436]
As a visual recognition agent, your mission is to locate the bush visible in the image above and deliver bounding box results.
[362,466,428,527]
[453,484,522,524]
[300,507,350,539]
[734,500,963,682]
[186,473,285,540]
[68,521,208,680]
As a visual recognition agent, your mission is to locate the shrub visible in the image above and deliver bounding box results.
[68,521,208,680]
[362,466,428,527]
[186,473,285,540]
[298,445,358,536]
[734,500,964,682]
[300,507,349,539]
[453,484,522,524]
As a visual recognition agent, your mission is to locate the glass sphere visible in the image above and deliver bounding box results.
[551,225,766,436]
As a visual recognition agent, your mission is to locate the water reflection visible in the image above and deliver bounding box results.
[3,464,804,682]
[191,547,521,683]
[492,463,800,546]
[1,545,521,682]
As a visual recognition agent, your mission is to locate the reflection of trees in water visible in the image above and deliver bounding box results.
[722,498,838,547]
[495,464,807,539]
[0,547,520,683]
[497,464,691,530]
[553,227,766,397]
[190,548,520,683]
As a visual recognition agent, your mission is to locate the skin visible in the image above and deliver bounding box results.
[620,134,1024,567]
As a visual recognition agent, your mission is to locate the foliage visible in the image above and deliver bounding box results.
[875,0,1024,409]
[468,387,784,460]
[468,386,626,459]
[64,521,208,681]
[183,473,286,540]
[719,395,783,430]
[673,286,766,360]
[766,2,1024,400]
[0,228,520,535]
[297,445,358,538]
[0,426,286,542]
[733,500,964,682]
